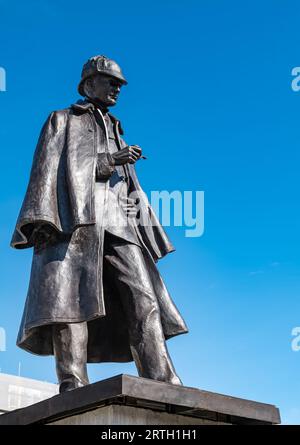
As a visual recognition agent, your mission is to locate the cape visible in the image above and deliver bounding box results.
[11,100,188,361]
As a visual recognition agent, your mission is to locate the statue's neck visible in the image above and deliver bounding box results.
[87,98,109,115]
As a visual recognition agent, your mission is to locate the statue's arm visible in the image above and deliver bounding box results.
[11,110,67,249]
[96,152,115,180]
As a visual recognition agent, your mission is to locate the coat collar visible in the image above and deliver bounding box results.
[71,99,95,112]
[71,99,124,134]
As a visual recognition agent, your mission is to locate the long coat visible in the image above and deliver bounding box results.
[11,100,188,363]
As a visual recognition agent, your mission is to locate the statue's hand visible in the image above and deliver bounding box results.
[112,145,142,165]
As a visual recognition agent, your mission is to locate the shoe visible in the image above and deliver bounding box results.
[169,375,183,386]
[59,377,87,393]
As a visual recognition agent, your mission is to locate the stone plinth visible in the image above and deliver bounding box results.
[0,374,280,425]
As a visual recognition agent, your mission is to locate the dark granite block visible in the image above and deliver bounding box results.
[0,374,280,425]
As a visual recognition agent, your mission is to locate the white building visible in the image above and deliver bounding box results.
[0,373,58,414]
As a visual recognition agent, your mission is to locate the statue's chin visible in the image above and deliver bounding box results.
[107,98,117,106]
[91,97,117,107]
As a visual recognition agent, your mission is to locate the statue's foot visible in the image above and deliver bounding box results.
[169,375,183,386]
[149,374,183,386]
[59,377,87,393]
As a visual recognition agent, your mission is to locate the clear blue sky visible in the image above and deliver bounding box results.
[0,0,300,424]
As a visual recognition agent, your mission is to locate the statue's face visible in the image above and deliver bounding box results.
[85,74,123,107]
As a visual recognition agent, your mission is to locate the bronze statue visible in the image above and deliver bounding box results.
[11,55,188,393]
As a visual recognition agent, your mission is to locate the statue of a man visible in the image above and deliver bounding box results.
[11,55,188,393]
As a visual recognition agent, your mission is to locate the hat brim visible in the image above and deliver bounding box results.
[78,72,127,97]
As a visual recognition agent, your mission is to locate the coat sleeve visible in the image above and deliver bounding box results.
[11,111,67,249]
[96,152,115,180]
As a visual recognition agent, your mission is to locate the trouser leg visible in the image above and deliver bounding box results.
[52,322,89,393]
[104,233,182,385]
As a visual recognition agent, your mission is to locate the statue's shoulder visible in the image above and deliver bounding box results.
[42,107,70,132]
[53,107,71,117]
[45,102,90,129]
[48,100,91,119]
